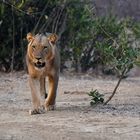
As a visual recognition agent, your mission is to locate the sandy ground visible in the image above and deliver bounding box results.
[0,72,140,140]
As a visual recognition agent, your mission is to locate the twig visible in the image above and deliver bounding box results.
[33,0,50,34]
[54,5,65,33]
[2,0,41,15]
[104,68,127,105]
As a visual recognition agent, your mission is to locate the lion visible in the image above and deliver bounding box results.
[26,32,60,115]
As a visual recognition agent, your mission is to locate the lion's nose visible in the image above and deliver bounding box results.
[35,57,41,60]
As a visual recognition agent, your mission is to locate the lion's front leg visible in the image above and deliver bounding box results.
[29,77,45,115]
[45,75,59,111]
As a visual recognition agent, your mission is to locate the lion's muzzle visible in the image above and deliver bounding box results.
[34,61,45,68]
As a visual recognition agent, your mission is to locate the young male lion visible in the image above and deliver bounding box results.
[26,33,60,115]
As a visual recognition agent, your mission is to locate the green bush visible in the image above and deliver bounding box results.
[0,0,140,73]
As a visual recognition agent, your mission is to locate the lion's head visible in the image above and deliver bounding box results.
[26,33,58,69]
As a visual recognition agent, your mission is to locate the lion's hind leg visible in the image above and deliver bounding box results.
[45,75,58,111]
[40,77,48,98]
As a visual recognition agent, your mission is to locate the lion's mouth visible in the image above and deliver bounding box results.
[34,62,45,68]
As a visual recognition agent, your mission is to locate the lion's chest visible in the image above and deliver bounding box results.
[28,62,54,78]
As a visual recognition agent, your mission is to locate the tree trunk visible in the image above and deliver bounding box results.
[10,6,15,72]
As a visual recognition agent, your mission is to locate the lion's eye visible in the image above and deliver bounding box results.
[32,45,36,49]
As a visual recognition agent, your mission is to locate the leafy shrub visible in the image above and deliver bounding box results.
[88,89,104,105]
[0,0,140,73]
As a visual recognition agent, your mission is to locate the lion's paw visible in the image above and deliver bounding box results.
[45,105,55,111]
[29,106,45,115]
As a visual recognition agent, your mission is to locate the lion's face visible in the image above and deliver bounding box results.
[27,33,58,70]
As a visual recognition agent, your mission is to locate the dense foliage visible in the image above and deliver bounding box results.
[0,0,140,73]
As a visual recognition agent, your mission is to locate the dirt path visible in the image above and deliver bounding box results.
[0,72,140,140]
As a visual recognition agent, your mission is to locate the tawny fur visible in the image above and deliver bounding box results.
[26,33,60,115]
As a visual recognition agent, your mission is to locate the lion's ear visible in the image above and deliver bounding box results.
[47,34,58,44]
[27,33,34,42]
